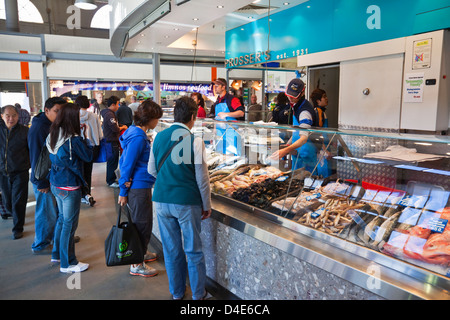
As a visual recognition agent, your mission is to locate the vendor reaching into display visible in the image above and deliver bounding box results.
[208,78,244,121]
[270,78,319,172]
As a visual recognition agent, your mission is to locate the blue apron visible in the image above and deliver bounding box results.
[316,114,332,178]
[291,100,317,172]
[214,102,242,156]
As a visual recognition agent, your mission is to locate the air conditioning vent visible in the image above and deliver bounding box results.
[236,4,279,15]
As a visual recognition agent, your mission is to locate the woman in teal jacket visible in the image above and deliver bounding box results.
[118,100,163,278]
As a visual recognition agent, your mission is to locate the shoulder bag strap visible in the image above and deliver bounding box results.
[157,132,191,173]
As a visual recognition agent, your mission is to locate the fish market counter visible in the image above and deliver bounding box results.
[150,120,450,300]
[151,192,449,300]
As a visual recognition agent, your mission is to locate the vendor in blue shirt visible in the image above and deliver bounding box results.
[271,78,319,172]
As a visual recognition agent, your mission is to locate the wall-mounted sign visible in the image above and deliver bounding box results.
[404,73,424,103]
[225,0,450,68]
[225,50,271,68]
[412,38,432,69]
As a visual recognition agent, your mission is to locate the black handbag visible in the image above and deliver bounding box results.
[105,205,145,267]
[34,145,51,180]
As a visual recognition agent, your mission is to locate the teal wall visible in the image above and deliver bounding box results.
[225,0,450,67]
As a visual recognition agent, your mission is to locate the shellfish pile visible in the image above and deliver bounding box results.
[232,177,303,209]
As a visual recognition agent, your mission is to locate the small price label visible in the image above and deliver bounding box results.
[306,193,321,201]
[427,218,448,233]
[311,208,325,219]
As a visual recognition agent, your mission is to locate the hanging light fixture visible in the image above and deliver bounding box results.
[75,0,97,10]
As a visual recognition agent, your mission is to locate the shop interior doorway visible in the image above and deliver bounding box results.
[308,64,340,129]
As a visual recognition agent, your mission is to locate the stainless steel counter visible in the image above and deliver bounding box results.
[210,194,450,300]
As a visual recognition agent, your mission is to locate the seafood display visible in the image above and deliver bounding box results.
[298,198,365,235]
[206,152,450,276]
[269,179,450,275]
[211,164,285,197]
[232,177,303,209]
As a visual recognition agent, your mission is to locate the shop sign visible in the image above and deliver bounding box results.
[225,0,450,68]
[225,50,271,68]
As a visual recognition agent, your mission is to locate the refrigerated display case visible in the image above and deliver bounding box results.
[153,118,450,299]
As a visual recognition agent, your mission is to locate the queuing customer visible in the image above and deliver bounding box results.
[118,100,163,277]
[148,96,211,300]
[116,98,133,128]
[46,103,93,273]
[190,92,206,118]
[76,95,103,206]
[0,105,30,239]
[29,97,64,253]
[92,92,106,115]
[247,94,262,122]
[271,78,319,172]
[101,96,128,188]
[128,96,139,115]
[271,92,292,125]
[15,103,31,126]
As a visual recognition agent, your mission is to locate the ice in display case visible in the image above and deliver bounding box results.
[153,118,450,282]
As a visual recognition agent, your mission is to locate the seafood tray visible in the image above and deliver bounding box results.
[231,177,304,210]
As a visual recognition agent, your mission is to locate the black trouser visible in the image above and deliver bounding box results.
[127,188,153,252]
[106,142,120,185]
[0,171,29,234]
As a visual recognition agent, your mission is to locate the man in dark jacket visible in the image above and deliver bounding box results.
[28,97,64,251]
[100,96,127,187]
[0,105,30,239]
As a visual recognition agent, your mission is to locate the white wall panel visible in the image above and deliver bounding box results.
[47,60,153,81]
[0,61,43,81]
[339,54,404,129]
[44,34,113,55]
[0,34,41,54]
[400,30,446,131]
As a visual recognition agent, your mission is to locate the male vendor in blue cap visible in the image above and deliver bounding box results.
[209,78,244,155]
[271,78,318,171]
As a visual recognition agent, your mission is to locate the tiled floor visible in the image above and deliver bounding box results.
[0,163,200,300]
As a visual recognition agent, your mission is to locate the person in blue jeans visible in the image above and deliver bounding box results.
[118,100,163,278]
[148,96,211,300]
[28,97,65,252]
[46,103,93,273]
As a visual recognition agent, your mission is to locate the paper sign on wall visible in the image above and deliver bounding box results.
[412,38,432,69]
[404,73,424,103]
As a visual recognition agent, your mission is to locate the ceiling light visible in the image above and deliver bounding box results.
[283,2,290,5]
[74,0,97,10]
[252,0,261,3]
[193,18,199,21]
[217,5,224,8]
[174,28,179,30]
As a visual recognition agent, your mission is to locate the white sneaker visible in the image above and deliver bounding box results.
[108,182,119,188]
[60,262,89,273]
[81,198,89,204]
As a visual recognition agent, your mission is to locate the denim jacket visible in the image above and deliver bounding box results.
[47,135,93,188]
